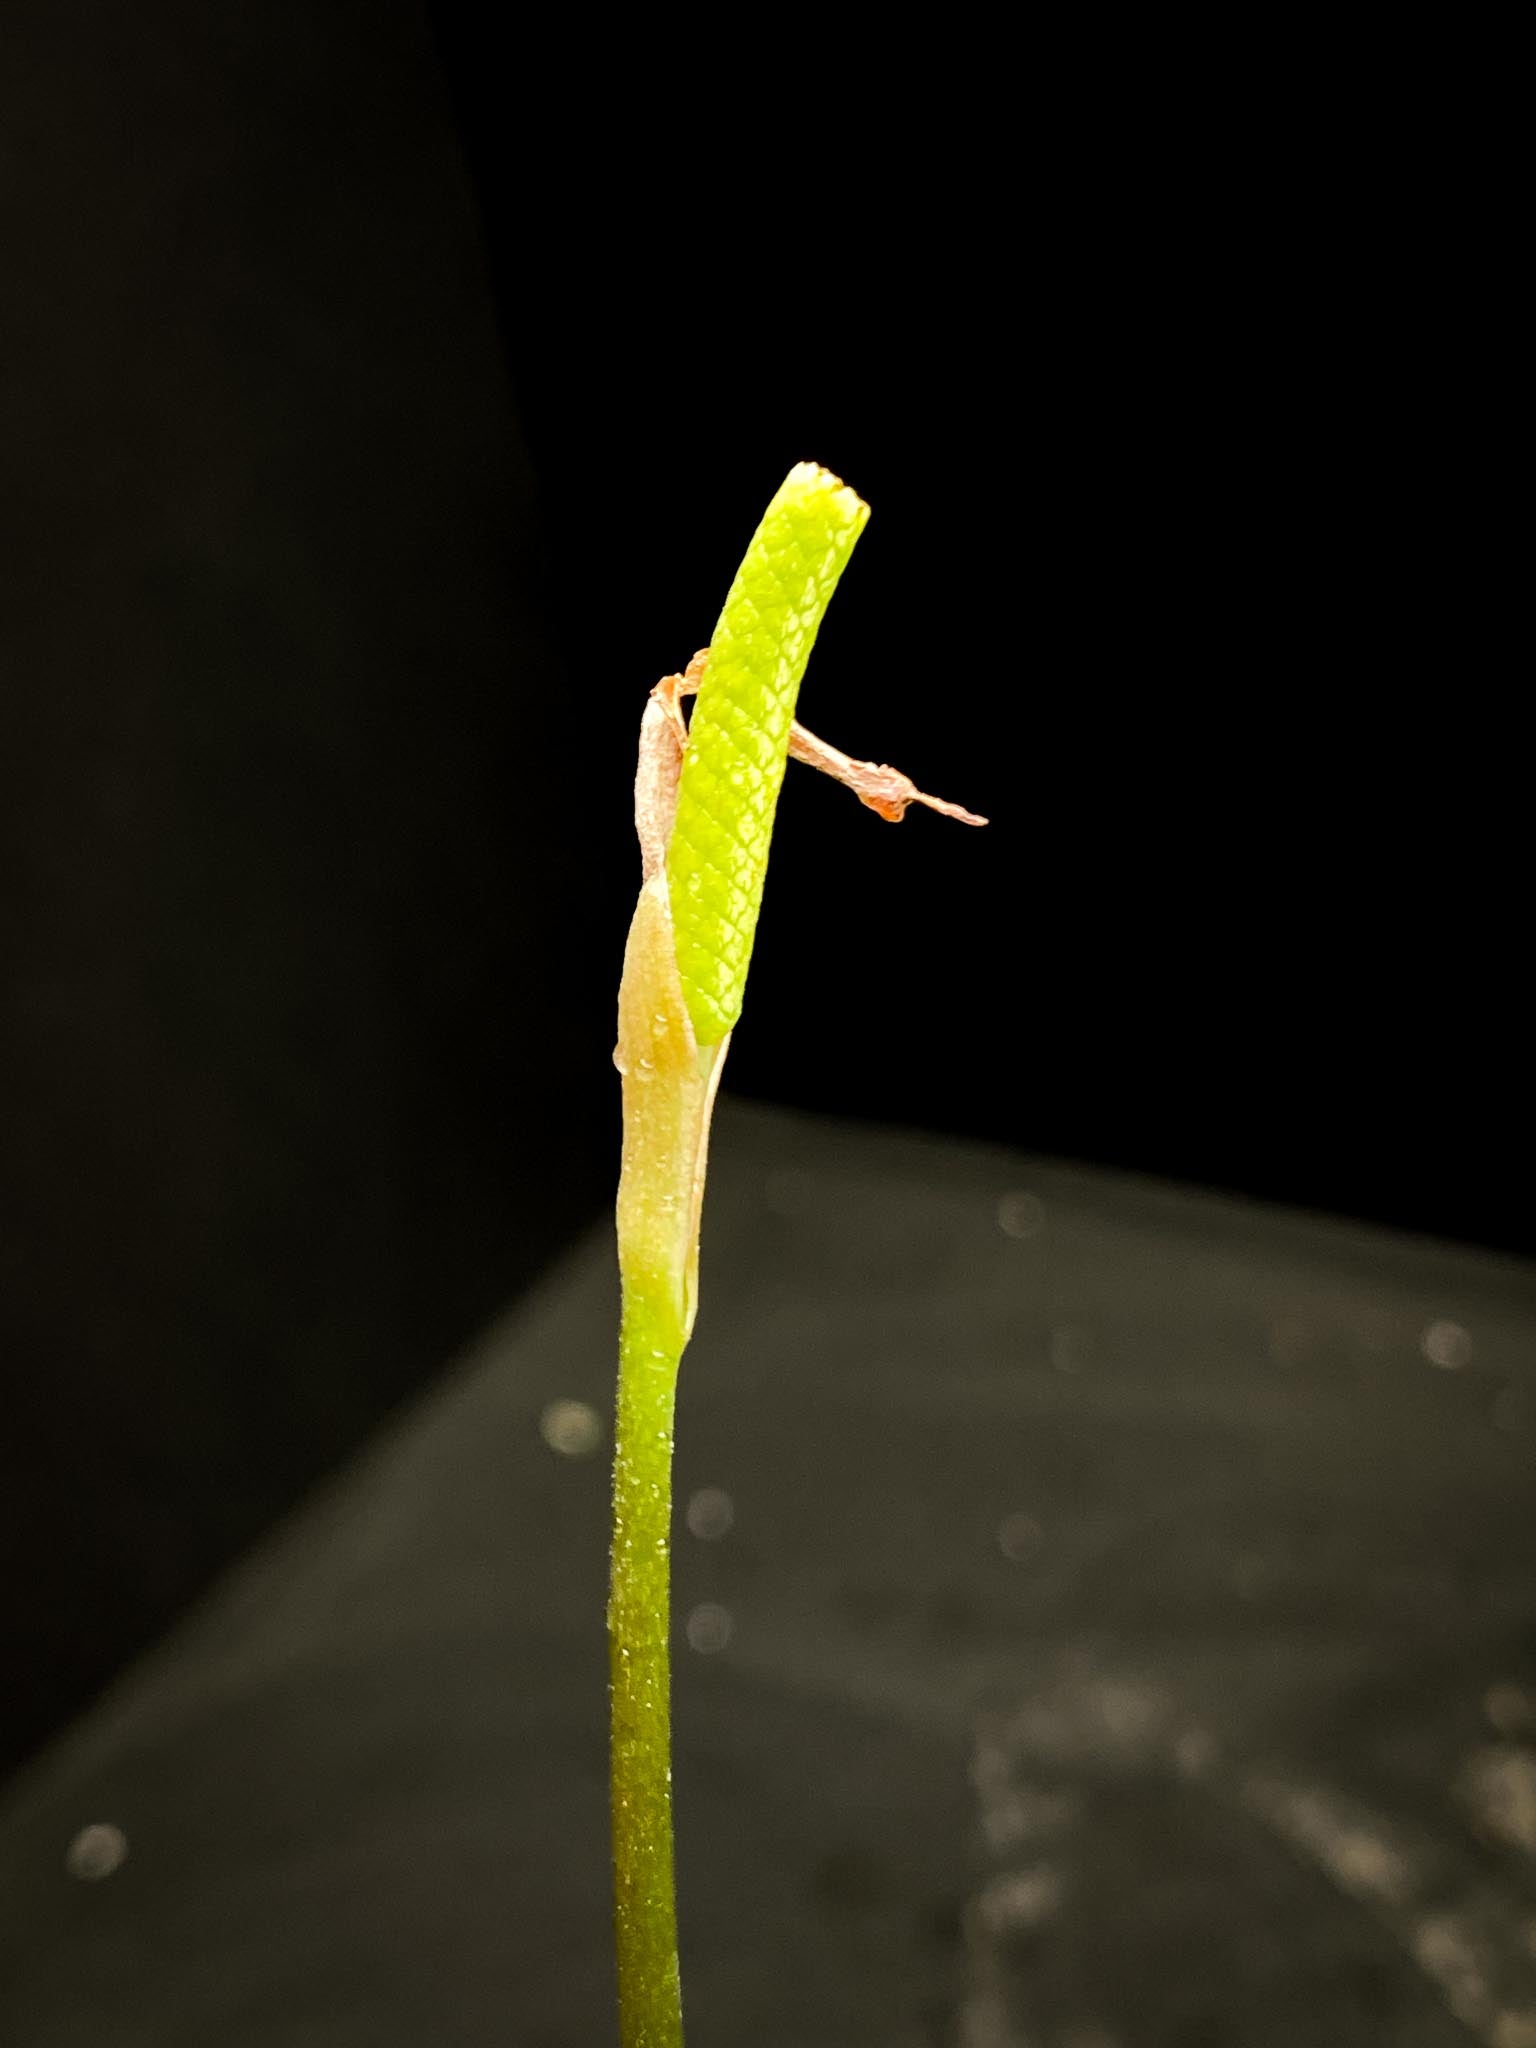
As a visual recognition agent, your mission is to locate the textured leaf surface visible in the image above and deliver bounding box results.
[667,463,868,1044]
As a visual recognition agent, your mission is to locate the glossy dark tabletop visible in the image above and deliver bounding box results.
[4,1102,1535,2047]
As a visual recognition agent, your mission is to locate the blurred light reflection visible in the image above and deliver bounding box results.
[997,1191,1045,1240]
[1422,1319,1473,1370]
[539,1398,602,1456]
[685,1486,734,1540]
[685,1602,733,1654]
[65,1823,128,1881]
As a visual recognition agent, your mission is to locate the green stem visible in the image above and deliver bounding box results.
[610,871,710,2046]
[609,1288,684,2048]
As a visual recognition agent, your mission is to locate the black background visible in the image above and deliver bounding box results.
[1,3,1519,1779]
[436,44,1518,1254]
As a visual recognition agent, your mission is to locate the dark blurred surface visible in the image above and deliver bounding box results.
[4,1103,1535,2047]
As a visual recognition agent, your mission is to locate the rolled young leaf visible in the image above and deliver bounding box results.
[666,462,869,1046]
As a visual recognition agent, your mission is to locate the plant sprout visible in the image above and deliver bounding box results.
[610,461,985,2046]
